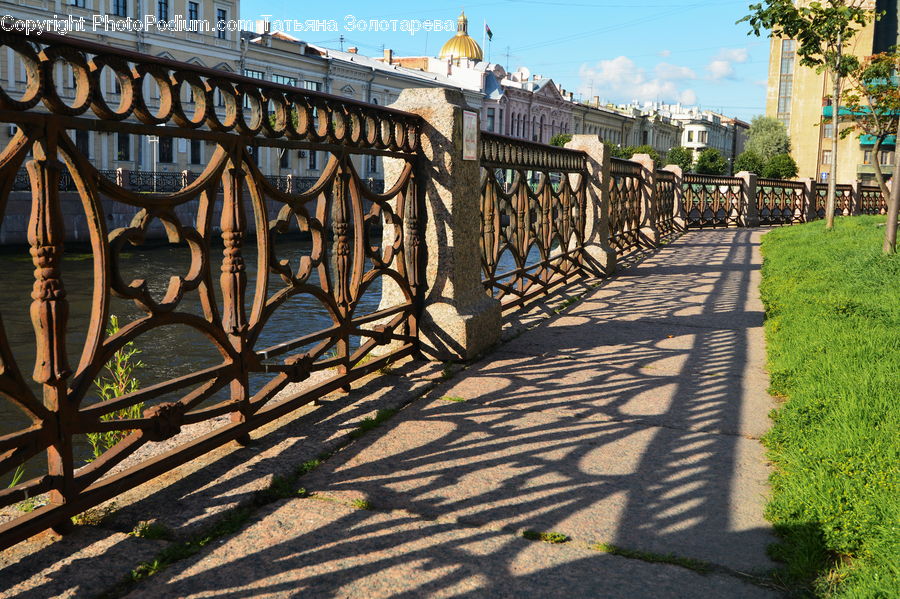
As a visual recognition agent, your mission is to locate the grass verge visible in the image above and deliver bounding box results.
[759,216,899,597]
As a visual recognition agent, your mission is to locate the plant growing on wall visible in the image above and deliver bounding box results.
[741,0,874,231]
[843,51,900,253]
[87,315,145,461]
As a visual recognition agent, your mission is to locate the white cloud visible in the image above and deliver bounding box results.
[658,49,672,58]
[706,47,750,81]
[578,55,697,105]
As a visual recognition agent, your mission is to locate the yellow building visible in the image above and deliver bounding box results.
[766,0,899,184]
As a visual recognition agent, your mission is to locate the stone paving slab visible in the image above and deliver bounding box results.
[1,528,167,599]
[126,497,775,599]
[301,396,774,573]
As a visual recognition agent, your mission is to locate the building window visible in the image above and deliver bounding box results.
[75,130,90,158]
[304,80,322,92]
[188,1,199,21]
[863,150,872,164]
[499,109,504,135]
[71,0,85,7]
[158,137,173,163]
[117,132,130,161]
[243,69,264,80]
[272,74,296,87]
[822,149,832,165]
[687,130,694,142]
[699,130,708,144]
[112,0,127,16]
[308,150,317,170]
[216,8,227,39]
[777,39,796,127]
[880,150,894,165]
[486,108,496,132]
[190,139,202,164]
[157,0,168,21]
[823,122,834,138]
[279,149,289,169]
[369,154,377,172]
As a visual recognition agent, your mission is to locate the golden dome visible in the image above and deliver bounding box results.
[438,11,483,62]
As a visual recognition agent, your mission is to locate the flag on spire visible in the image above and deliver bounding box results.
[485,23,493,41]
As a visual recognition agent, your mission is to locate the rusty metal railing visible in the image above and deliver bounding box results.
[654,169,677,235]
[609,157,642,253]
[479,133,588,311]
[683,174,742,228]
[815,183,853,218]
[0,30,423,547]
[757,178,805,226]
[859,185,888,215]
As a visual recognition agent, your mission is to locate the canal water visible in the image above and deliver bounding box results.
[0,238,533,479]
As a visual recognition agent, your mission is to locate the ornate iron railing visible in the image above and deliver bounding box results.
[756,178,805,226]
[815,183,853,218]
[608,157,642,252]
[859,185,888,215]
[654,169,677,234]
[683,174,742,228]
[0,30,423,547]
[479,133,588,311]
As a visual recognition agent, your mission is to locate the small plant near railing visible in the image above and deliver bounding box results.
[6,463,25,488]
[522,529,570,544]
[87,315,145,462]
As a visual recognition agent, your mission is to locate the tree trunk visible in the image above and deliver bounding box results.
[825,64,841,231]
[871,137,890,200]
[883,120,900,254]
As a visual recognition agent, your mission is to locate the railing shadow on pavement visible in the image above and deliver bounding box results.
[55,229,779,598]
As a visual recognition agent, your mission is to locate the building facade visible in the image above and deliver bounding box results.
[765,0,899,184]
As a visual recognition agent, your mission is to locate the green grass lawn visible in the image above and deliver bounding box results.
[760,216,899,597]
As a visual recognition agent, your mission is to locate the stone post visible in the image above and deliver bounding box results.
[564,135,616,276]
[850,180,862,216]
[661,164,687,231]
[383,88,501,361]
[735,171,759,227]
[800,177,817,222]
[632,153,659,246]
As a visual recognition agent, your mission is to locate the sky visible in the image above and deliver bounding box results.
[240,0,771,121]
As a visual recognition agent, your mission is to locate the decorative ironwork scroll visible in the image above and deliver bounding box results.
[683,174,742,228]
[479,133,588,311]
[756,178,805,226]
[0,30,423,547]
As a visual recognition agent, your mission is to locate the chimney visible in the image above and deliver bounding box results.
[348,47,358,54]
[384,48,393,64]
[592,95,599,106]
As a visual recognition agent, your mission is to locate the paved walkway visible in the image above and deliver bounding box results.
[130,229,778,598]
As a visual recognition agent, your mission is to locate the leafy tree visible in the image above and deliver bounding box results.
[741,0,874,231]
[603,141,630,159]
[665,146,694,171]
[734,150,767,174]
[762,153,800,178]
[843,52,900,253]
[625,144,662,167]
[694,148,728,175]
[549,133,573,147]
[745,116,791,162]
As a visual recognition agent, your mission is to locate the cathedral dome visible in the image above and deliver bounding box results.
[438,11,484,62]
